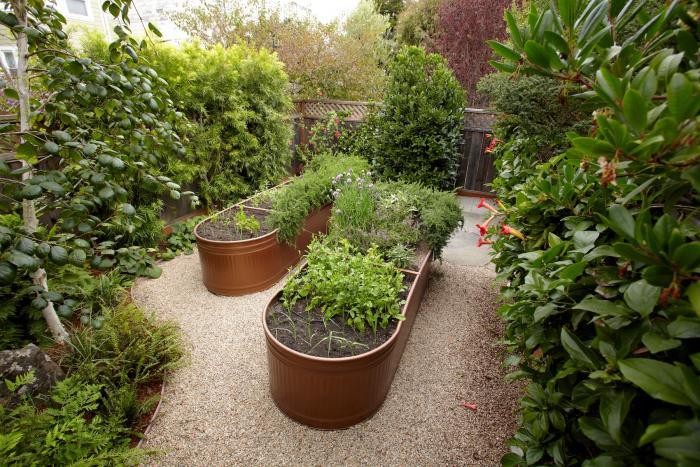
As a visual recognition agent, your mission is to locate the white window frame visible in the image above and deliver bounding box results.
[59,0,93,21]
[0,47,18,73]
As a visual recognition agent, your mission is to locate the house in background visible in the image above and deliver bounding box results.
[1,0,113,76]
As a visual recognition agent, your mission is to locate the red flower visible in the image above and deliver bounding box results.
[460,402,477,411]
[501,225,525,240]
[476,214,495,236]
[334,130,341,139]
[477,238,492,247]
[477,198,498,213]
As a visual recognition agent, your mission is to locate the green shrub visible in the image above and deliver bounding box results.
[328,179,463,259]
[81,38,293,208]
[62,303,184,387]
[269,154,369,243]
[0,376,143,465]
[283,238,406,333]
[486,1,700,465]
[353,46,465,190]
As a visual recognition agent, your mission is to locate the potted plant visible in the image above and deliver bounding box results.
[194,155,369,296]
[262,178,463,428]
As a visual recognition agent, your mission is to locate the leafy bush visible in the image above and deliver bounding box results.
[171,0,391,100]
[62,303,183,387]
[396,0,440,48]
[283,238,406,333]
[329,177,463,259]
[354,46,465,190]
[161,216,206,259]
[269,154,370,243]
[0,376,143,465]
[486,1,700,465]
[82,37,294,208]
[1,301,183,465]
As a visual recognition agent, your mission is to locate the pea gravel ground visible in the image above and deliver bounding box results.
[131,251,522,465]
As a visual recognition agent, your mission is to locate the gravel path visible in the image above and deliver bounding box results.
[132,252,521,465]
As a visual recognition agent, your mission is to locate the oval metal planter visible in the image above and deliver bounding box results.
[262,251,432,429]
[195,203,331,296]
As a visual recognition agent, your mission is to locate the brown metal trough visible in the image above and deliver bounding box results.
[262,251,432,429]
[195,195,331,296]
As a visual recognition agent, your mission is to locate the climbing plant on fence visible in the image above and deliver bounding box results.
[484,0,700,465]
[0,0,195,343]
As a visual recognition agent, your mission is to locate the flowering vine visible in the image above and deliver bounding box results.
[475,197,525,246]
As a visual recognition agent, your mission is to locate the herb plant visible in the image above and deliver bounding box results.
[283,238,406,333]
[269,154,370,243]
[233,207,261,235]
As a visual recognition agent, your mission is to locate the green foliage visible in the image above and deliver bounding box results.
[0,376,144,465]
[0,0,197,343]
[161,216,205,259]
[101,201,165,250]
[62,303,183,388]
[82,37,293,208]
[328,177,463,259]
[283,238,406,333]
[0,297,183,464]
[234,207,261,234]
[298,111,351,162]
[353,46,465,190]
[172,0,391,100]
[487,1,700,464]
[395,0,440,48]
[269,154,370,243]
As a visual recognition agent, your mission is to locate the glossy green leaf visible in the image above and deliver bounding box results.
[624,280,660,317]
[618,359,693,406]
[561,327,604,369]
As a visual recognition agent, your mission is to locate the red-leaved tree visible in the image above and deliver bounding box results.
[432,0,513,106]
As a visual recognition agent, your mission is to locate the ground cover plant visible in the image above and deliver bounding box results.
[349,46,465,190]
[1,303,183,464]
[483,1,700,464]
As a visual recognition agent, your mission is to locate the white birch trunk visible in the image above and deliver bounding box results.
[12,0,69,344]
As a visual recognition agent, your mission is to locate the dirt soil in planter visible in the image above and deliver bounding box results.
[196,208,272,242]
[132,254,523,465]
[242,198,274,210]
[266,275,414,358]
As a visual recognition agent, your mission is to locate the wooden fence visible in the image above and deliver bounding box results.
[292,99,497,195]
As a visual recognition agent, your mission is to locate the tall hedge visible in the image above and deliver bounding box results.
[356,46,465,190]
[82,37,293,207]
[484,1,700,465]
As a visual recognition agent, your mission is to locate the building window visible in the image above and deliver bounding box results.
[66,0,88,16]
[3,51,17,71]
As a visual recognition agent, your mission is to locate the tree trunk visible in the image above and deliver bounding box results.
[12,0,69,344]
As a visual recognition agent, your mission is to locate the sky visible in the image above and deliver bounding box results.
[290,0,361,23]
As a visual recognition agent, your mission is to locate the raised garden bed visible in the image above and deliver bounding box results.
[195,193,331,296]
[262,251,432,429]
